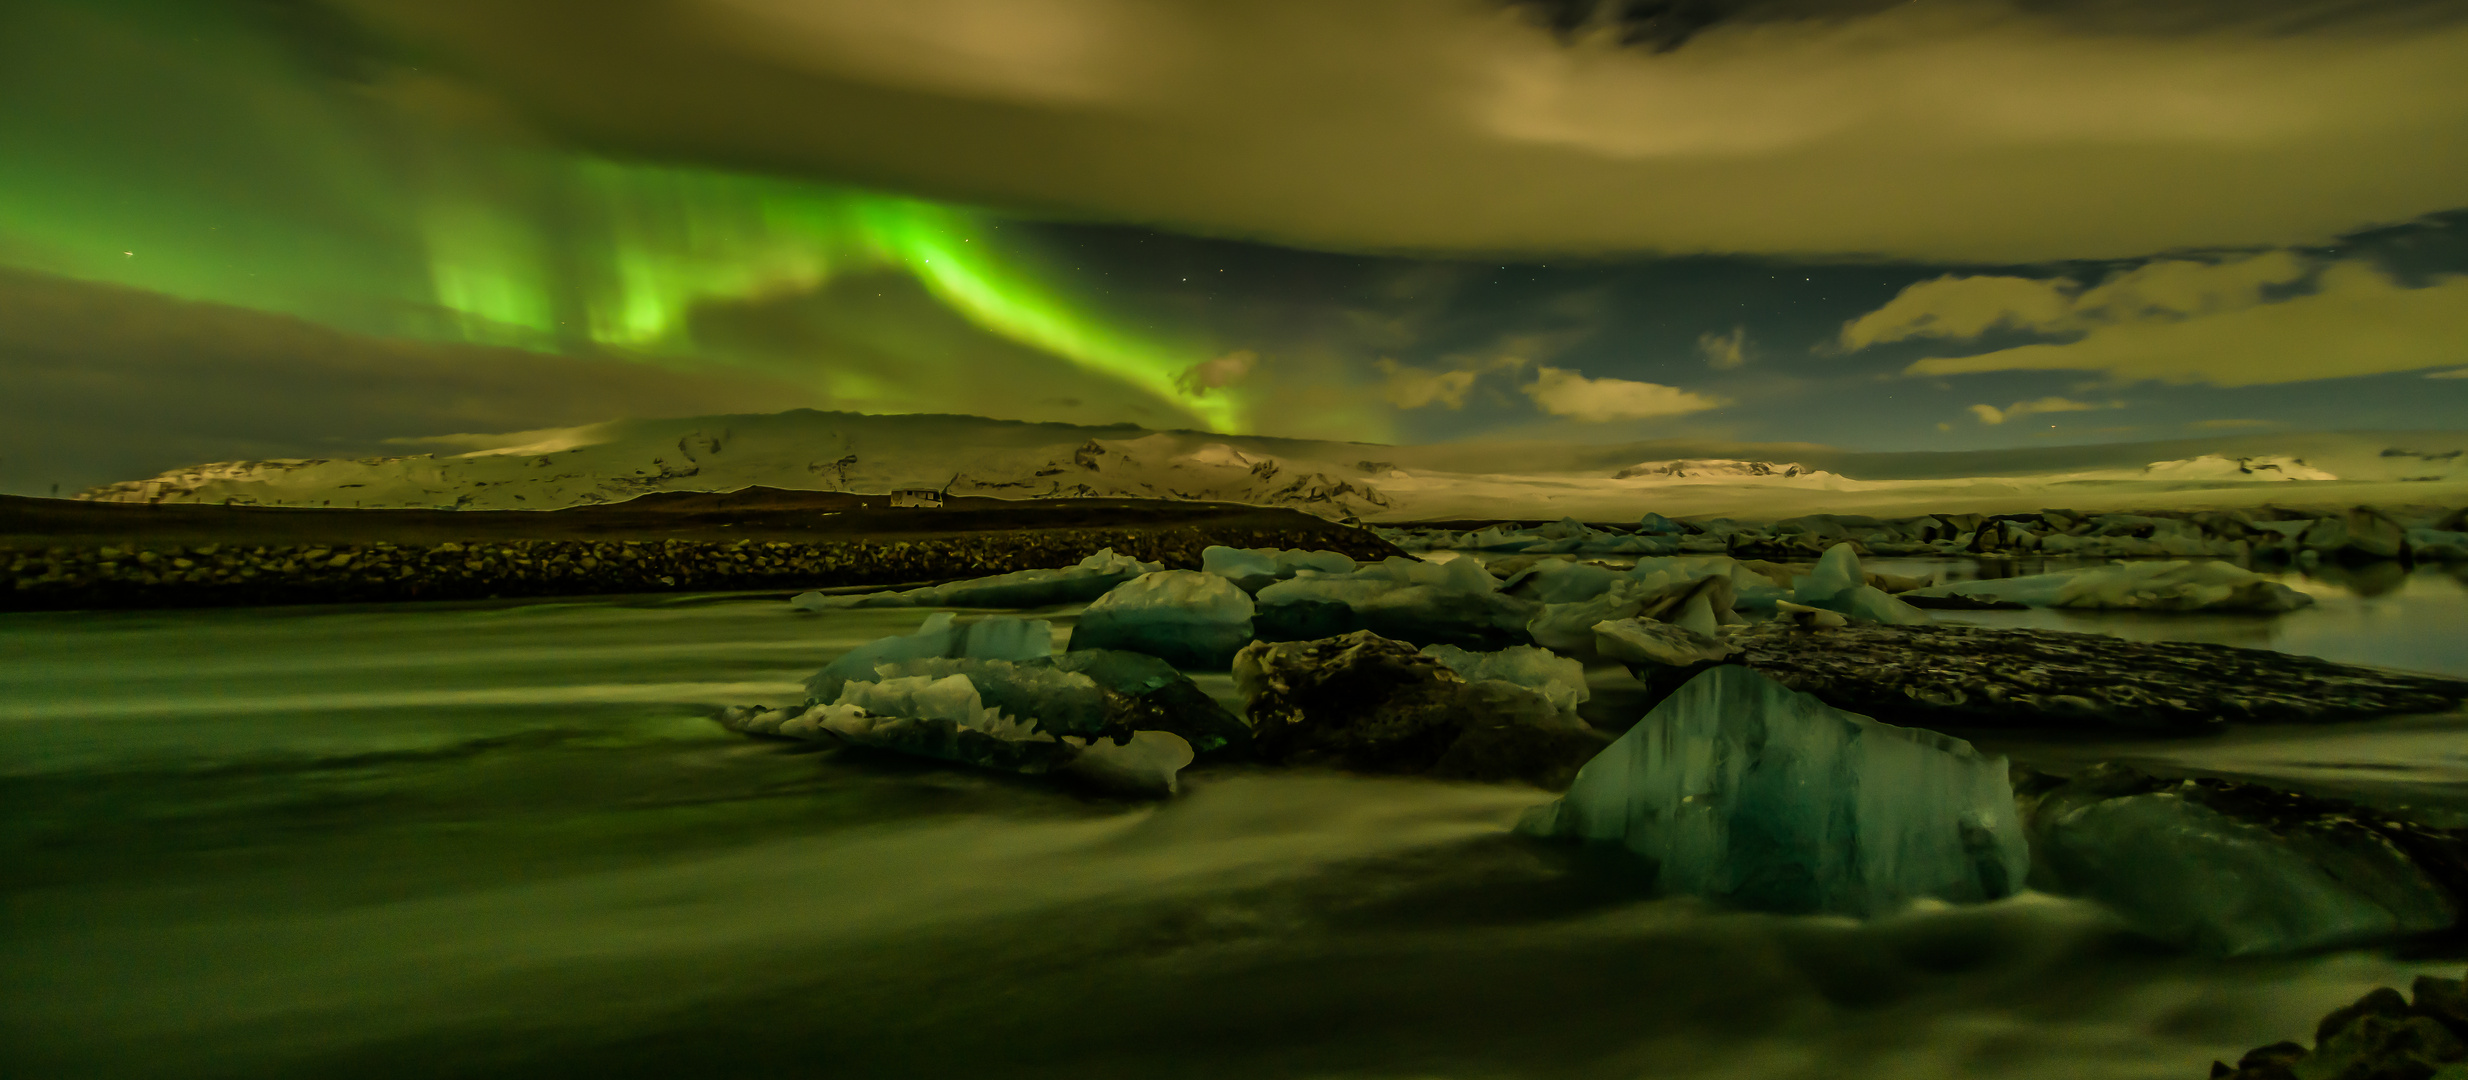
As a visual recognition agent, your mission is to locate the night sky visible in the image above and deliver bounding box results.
[4,0,2466,494]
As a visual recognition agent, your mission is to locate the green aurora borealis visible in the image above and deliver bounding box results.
[0,0,1242,433]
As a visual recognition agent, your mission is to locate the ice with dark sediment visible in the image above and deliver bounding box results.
[1519,665,2030,916]
[1591,617,1735,667]
[1902,559,2313,612]
[1419,643,1590,720]
[1069,569,1256,668]
[1525,572,1743,658]
[789,549,1161,610]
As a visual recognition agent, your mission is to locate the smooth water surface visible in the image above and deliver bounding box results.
[3,572,2464,1078]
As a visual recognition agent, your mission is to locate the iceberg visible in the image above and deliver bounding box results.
[791,548,1162,610]
[1420,643,1590,719]
[1255,556,1538,649]
[805,613,1056,704]
[1519,665,2030,916]
[1069,570,1256,668]
[1787,543,1933,626]
[852,657,1110,739]
[720,673,1192,796]
[1904,559,2313,612]
[1200,545,1357,592]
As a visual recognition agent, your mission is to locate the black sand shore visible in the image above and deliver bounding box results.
[1,489,1407,611]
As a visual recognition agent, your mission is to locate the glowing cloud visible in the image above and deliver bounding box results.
[1969,397,2110,425]
[1698,325,1749,369]
[1898,262,2468,386]
[1522,366,1724,422]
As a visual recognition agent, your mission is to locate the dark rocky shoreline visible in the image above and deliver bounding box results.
[3,491,1408,612]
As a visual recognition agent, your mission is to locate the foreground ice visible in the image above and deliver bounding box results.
[1519,665,2029,916]
[790,549,1161,610]
[2021,765,2458,956]
[1904,559,2313,612]
[1070,570,1256,668]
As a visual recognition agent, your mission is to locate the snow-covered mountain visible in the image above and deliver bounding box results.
[75,410,2468,522]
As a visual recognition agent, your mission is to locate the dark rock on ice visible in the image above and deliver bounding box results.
[2211,970,2468,1079]
[1714,621,2468,732]
[2017,763,2465,956]
[1233,631,1606,788]
[1050,648,1254,761]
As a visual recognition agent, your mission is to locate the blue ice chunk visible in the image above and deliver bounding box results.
[961,616,1053,662]
[1636,512,1685,535]
[1520,665,2029,916]
[1792,542,1866,605]
[1069,570,1257,668]
[805,612,960,704]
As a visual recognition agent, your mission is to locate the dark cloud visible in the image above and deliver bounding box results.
[329,0,2468,260]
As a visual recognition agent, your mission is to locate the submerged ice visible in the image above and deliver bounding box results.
[1520,665,2029,916]
[1905,559,2312,612]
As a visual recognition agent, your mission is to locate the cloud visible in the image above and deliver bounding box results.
[2190,418,2278,429]
[1698,325,1749,369]
[1967,396,2108,425]
[1375,358,1480,409]
[1521,366,1725,422]
[1375,355,1532,409]
[2431,367,2468,379]
[1895,261,2468,386]
[334,0,2468,261]
[1176,349,1257,394]
[1838,252,2308,351]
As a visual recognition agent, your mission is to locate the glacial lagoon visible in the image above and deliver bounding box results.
[4,559,2466,1078]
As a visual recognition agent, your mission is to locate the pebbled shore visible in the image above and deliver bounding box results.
[4,526,1405,612]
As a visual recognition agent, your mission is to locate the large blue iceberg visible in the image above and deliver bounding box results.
[1519,665,2029,916]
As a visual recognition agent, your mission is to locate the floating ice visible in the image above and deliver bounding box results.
[1255,556,1537,649]
[1420,643,1589,719]
[1904,559,2313,612]
[1200,545,1356,592]
[1070,570,1257,668]
[791,548,1162,610]
[855,657,1109,738]
[1519,665,2030,916]
[1591,617,1734,667]
[1785,543,1933,625]
[805,613,1054,704]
